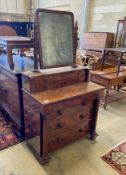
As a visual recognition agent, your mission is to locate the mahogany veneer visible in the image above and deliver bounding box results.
[22,66,104,164]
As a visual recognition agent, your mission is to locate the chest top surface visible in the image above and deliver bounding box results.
[26,82,104,106]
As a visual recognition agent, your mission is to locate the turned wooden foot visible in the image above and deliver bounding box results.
[88,132,99,140]
[40,155,51,164]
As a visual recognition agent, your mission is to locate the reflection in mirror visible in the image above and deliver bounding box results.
[36,9,74,68]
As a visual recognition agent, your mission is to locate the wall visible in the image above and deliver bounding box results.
[31,0,87,47]
[88,0,126,33]
[0,0,26,21]
[32,0,126,45]
[0,0,125,33]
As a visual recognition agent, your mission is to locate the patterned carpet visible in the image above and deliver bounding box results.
[0,112,21,151]
[101,140,126,175]
[0,110,39,151]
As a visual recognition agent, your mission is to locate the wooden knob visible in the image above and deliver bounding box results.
[43,78,46,81]
[57,138,62,143]
[57,110,63,115]
[123,78,126,83]
[80,114,84,119]
[57,122,63,128]
[79,128,83,133]
[81,101,85,106]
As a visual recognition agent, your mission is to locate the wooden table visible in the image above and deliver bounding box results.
[0,36,33,69]
[91,67,126,109]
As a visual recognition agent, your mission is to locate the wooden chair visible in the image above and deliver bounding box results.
[101,17,126,75]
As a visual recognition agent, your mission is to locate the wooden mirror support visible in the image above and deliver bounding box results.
[33,18,39,71]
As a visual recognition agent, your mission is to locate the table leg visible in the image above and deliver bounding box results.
[89,98,99,140]
[7,46,14,70]
[104,87,109,110]
[117,52,123,76]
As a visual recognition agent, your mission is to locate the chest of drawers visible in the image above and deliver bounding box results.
[22,70,104,164]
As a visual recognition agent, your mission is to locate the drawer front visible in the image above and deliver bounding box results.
[48,120,91,152]
[43,93,98,114]
[91,74,109,87]
[47,103,92,137]
[23,70,86,93]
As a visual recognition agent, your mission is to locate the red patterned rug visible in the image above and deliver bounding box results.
[0,111,39,151]
[0,112,21,151]
[101,140,126,175]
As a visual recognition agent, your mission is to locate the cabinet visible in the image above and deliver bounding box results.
[0,55,33,138]
[83,32,114,51]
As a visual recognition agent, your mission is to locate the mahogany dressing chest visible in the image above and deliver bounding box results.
[22,9,104,163]
[22,66,104,163]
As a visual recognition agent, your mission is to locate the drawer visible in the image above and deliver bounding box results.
[22,69,85,93]
[47,103,92,137]
[44,95,95,114]
[48,120,91,152]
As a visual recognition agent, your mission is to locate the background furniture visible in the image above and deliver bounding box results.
[0,21,33,37]
[91,66,126,109]
[83,32,114,51]
[101,48,126,75]
[77,32,114,70]
[0,55,33,138]
[114,17,126,48]
[0,25,17,53]
[101,17,126,74]
[0,36,33,69]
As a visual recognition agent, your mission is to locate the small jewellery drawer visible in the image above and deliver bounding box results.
[47,103,92,137]
[48,120,91,152]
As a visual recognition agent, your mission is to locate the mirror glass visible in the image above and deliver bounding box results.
[36,10,74,68]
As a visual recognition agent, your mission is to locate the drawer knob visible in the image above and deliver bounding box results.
[57,122,63,128]
[81,101,85,106]
[80,114,84,119]
[57,138,63,143]
[79,128,83,133]
[57,110,63,115]
[123,78,126,83]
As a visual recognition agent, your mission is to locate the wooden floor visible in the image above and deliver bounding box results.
[0,99,126,175]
